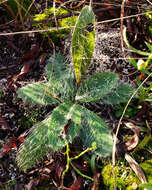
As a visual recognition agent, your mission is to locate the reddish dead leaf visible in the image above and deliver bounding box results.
[133,73,145,83]
[12,59,34,82]
[67,176,83,190]
[0,136,17,158]
[64,119,72,137]
[124,122,140,151]
[91,170,101,190]
[125,153,147,184]
[0,117,11,131]
[8,44,40,88]
[20,44,40,63]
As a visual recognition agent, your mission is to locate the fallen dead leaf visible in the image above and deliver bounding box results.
[19,44,40,63]
[12,59,34,82]
[8,44,40,88]
[124,122,140,151]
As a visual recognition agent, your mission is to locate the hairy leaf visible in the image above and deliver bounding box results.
[99,83,134,104]
[17,103,81,170]
[49,103,81,150]
[72,6,95,84]
[79,107,113,157]
[75,72,118,102]
[18,82,59,105]
[46,54,67,79]
[17,116,52,170]
[46,54,76,102]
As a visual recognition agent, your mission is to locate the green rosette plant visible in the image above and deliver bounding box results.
[17,6,134,175]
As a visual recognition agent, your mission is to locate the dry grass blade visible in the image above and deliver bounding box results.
[112,72,152,167]
[125,153,147,184]
[112,73,152,190]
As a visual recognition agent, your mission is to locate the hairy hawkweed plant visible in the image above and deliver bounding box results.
[17,6,134,180]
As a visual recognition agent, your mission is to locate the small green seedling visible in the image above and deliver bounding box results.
[17,6,134,180]
[123,27,152,71]
[123,27,152,103]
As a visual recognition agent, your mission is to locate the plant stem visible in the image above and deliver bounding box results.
[62,144,96,181]
[70,162,95,181]
[62,144,70,179]
[71,147,93,161]
[123,27,151,56]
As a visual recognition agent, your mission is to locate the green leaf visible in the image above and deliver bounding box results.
[99,83,135,104]
[17,103,81,170]
[72,6,95,84]
[79,107,113,157]
[140,159,152,184]
[18,82,59,105]
[46,54,76,102]
[49,103,81,150]
[145,41,152,52]
[46,54,67,79]
[139,183,152,190]
[129,57,137,68]
[146,95,152,103]
[17,116,52,170]
[75,72,118,102]
[90,154,96,173]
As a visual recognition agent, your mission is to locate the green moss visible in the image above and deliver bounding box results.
[102,163,140,190]
[34,7,68,21]
[33,7,77,42]
[102,159,152,190]
[140,159,152,183]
